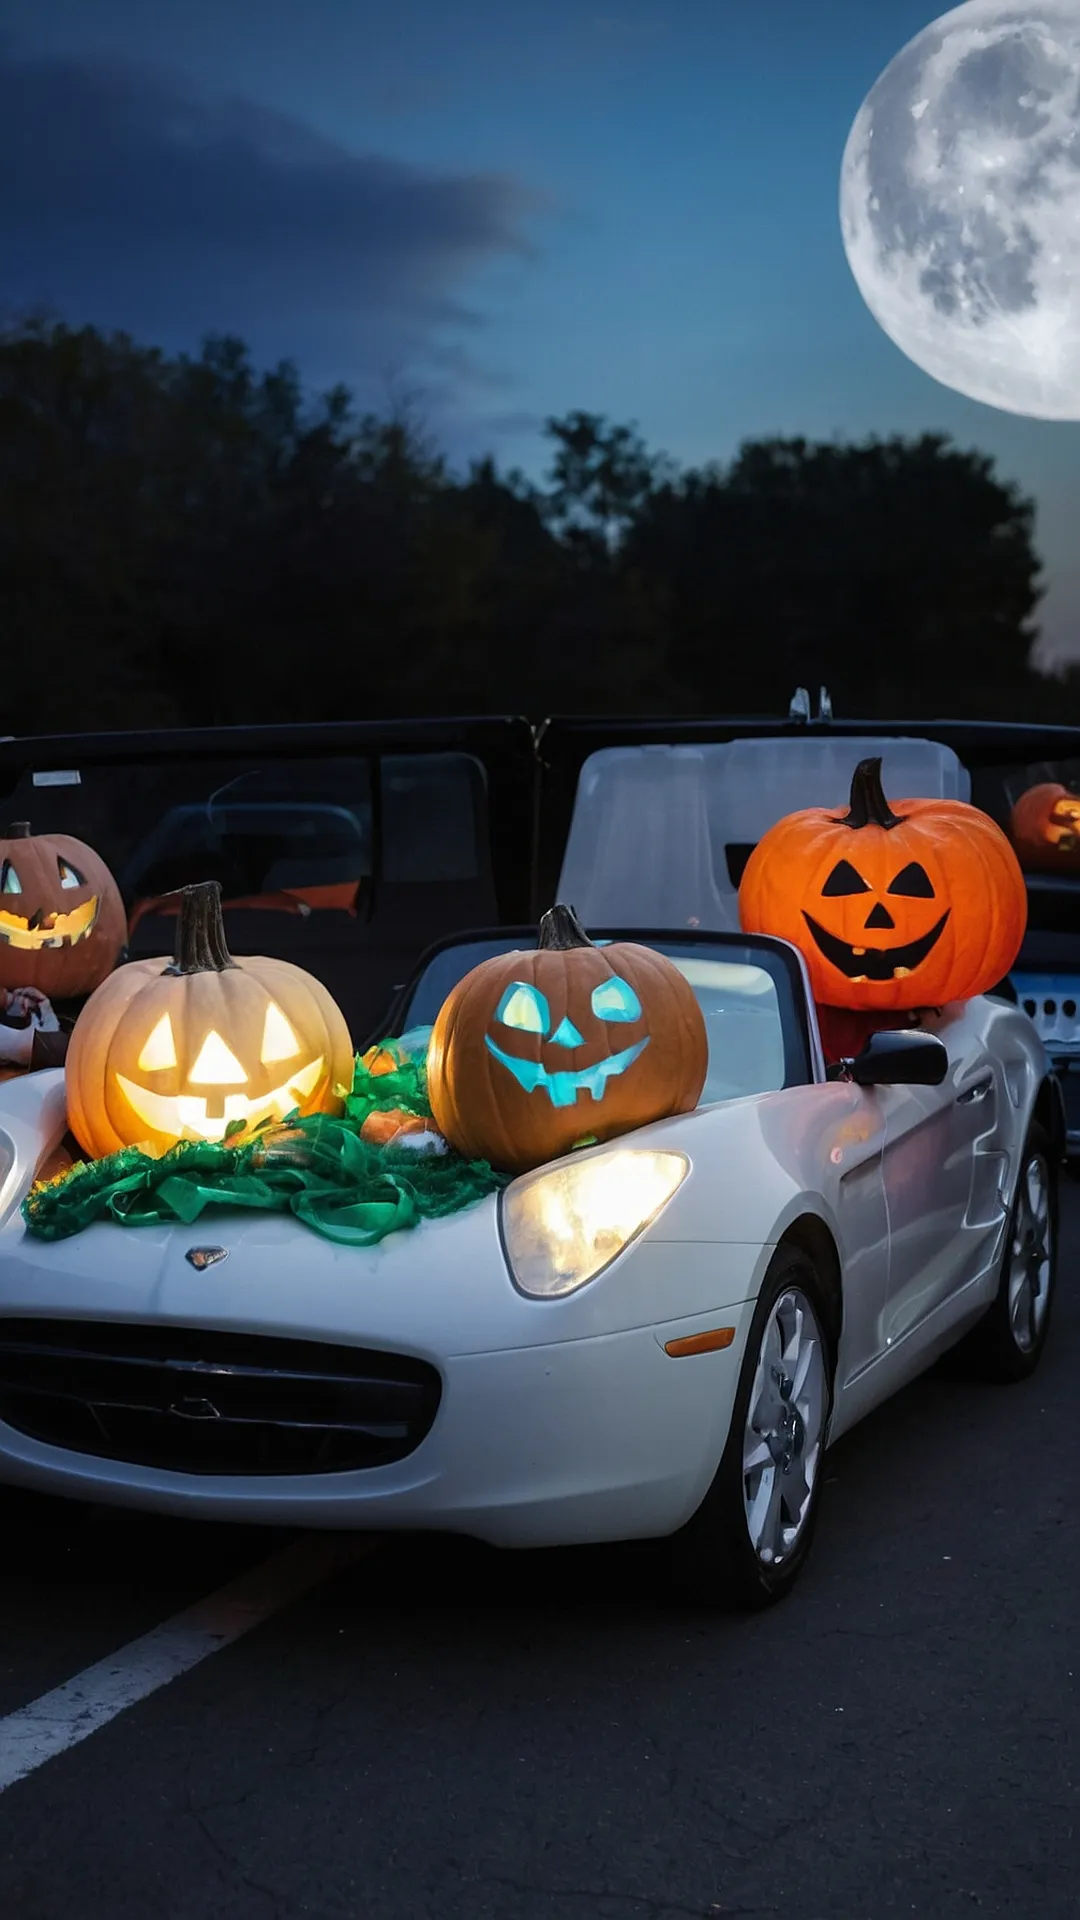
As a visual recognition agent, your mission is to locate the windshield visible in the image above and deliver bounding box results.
[0,752,493,905]
[398,933,812,1103]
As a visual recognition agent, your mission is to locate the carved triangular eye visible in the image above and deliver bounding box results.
[497,983,550,1035]
[821,860,870,897]
[261,1002,300,1065]
[137,1013,177,1072]
[591,976,643,1022]
[887,862,934,898]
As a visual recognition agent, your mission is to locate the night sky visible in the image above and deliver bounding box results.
[4,0,1080,666]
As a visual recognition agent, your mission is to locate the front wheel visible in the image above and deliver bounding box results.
[668,1248,835,1610]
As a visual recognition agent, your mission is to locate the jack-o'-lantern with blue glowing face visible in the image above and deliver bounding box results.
[426,905,708,1175]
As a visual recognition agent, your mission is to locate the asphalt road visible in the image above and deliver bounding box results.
[0,1198,1078,1920]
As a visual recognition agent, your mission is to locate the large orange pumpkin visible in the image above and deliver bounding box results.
[1009,782,1080,874]
[426,904,708,1175]
[65,880,354,1159]
[0,820,126,999]
[738,757,1027,1012]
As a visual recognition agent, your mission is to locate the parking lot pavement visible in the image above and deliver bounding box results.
[0,1189,1077,1919]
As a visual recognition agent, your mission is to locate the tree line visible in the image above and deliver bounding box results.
[0,315,1073,737]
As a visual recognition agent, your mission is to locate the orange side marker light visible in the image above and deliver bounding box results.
[664,1327,736,1358]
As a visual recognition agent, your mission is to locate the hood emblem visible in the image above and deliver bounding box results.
[185,1246,229,1270]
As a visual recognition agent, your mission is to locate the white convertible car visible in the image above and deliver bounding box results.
[0,920,1063,1609]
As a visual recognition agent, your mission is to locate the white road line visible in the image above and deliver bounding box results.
[0,1532,374,1796]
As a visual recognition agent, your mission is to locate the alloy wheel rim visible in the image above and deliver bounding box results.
[1007,1154,1052,1355]
[742,1286,828,1567]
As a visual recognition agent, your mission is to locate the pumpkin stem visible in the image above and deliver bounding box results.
[537,902,594,950]
[164,881,237,976]
[4,822,31,838]
[841,758,902,831]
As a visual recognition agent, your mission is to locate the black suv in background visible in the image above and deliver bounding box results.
[4,703,1080,1144]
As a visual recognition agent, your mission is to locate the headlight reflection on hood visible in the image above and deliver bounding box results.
[500,1148,689,1300]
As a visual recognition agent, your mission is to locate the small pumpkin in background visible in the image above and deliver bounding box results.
[65,880,353,1159]
[738,757,1027,1011]
[0,821,126,999]
[426,903,707,1176]
[1009,782,1080,874]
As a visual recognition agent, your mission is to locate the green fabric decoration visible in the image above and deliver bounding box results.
[22,1039,509,1247]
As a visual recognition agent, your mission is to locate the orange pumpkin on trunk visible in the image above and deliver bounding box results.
[0,821,125,999]
[426,905,708,1175]
[738,758,1026,1012]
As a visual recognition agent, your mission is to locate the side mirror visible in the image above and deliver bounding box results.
[837,1028,949,1087]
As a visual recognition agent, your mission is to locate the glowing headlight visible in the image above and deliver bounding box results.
[500,1148,689,1300]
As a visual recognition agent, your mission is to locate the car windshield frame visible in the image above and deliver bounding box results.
[384,925,816,1094]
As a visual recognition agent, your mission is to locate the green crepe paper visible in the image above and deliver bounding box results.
[22,1041,509,1247]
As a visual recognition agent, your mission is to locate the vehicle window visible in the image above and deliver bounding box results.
[397,934,809,1099]
[380,753,487,883]
[0,748,508,1042]
[0,749,493,906]
[127,769,372,908]
[0,757,374,909]
[665,954,787,1103]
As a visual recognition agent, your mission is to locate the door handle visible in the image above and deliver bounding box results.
[956,1074,993,1105]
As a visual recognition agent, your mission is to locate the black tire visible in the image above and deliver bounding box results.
[951,1121,1057,1383]
[667,1247,835,1610]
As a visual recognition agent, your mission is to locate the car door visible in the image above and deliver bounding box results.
[878,1023,1005,1347]
[824,1087,894,1388]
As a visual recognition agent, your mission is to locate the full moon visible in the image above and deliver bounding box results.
[840,0,1080,419]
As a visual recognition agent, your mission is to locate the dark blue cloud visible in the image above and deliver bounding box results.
[0,39,539,393]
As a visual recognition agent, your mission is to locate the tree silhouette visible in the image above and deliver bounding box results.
[620,432,1044,717]
[0,318,1060,732]
[539,411,676,554]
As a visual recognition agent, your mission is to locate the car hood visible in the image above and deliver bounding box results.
[0,1072,815,1356]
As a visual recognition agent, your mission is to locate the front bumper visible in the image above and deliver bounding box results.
[0,1306,756,1547]
[0,1196,764,1548]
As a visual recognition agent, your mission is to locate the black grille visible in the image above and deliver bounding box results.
[0,1319,441,1476]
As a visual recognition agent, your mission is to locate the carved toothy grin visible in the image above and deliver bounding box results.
[0,896,100,950]
[803,911,950,983]
[115,1054,326,1143]
[1048,808,1080,851]
[485,1034,650,1108]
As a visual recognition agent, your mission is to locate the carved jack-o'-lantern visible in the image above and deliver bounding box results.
[426,904,708,1175]
[1009,782,1080,873]
[738,758,1027,1012]
[65,881,354,1158]
[0,821,126,999]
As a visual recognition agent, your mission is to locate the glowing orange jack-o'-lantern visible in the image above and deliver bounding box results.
[1009,782,1080,874]
[65,881,353,1158]
[0,821,125,999]
[739,758,1027,1012]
